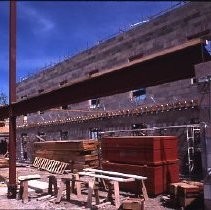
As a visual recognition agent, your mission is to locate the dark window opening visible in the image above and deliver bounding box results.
[38,89,44,94]
[205,40,211,55]
[191,78,197,85]
[61,105,68,110]
[131,88,146,103]
[131,123,147,136]
[38,132,46,140]
[60,131,68,140]
[21,95,27,99]
[129,52,144,62]
[90,98,100,109]
[89,128,101,139]
[37,110,44,115]
[60,80,68,86]
[88,69,99,77]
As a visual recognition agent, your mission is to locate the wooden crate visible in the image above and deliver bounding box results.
[170,181,203,208]
[122,198,144,210]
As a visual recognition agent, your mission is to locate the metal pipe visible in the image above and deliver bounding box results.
[99,124,202,134]
[7,0,17,199]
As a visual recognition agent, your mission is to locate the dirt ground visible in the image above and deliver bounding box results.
[0,164,175,210]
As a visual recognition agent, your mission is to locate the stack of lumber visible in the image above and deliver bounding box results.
[101,136,179,196]
[34,140,99,172]
[0,155,9,168]
[169,181,203,208]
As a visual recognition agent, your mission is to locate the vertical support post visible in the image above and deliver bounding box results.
[7,0,17,199]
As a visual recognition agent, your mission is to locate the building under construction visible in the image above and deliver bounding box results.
[15,2,210,173]
[1,1,211,209]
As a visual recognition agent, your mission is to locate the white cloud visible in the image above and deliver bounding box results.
[19,3,55,34]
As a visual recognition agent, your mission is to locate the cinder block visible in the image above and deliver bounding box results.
[204,184,211,200]
[195,61,211,78]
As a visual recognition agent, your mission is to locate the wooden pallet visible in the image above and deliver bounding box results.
[33,157,68,174]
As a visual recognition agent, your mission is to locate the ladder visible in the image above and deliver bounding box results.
[186,126,200,175]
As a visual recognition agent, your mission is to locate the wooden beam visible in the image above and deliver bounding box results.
[83,168,147,180]
[79,171,135,182]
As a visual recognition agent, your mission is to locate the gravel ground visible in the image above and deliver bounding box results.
[0,165,176,210]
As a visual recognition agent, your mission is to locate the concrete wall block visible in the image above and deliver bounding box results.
[204,184,211,200]
[207,153,211,168]
[195,61,211,78]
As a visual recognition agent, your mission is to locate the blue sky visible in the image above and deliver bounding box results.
[0,1,181,97]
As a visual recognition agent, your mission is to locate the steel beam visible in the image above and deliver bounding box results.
[7,0,17,199]
[0,39,205,120]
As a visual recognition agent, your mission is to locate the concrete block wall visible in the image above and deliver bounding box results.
[17,107,199,175]
[17,76,200,127]
[194,61,211,208]
[16,2,211,103]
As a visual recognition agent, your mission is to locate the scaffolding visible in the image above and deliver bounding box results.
[186,126,201,175]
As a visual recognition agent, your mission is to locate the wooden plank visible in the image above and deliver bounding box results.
[56,162,62,174]
[33,157,38,167]
[87,179,95,208]
[79,171,135,182]
[41,158,46,169]
[48,161,55,172]
[50,161,57,172]
[141,179,149,200]
[35,157,42,168]
[113,181,120,209]
[73,173,82,197]
[43,158,50,169]
[28,180,49,191]
[46,160,54,171]
[51,161,58,172]
[37,195,53,201]
[55,179,66,204]
[54,161,60,174]
[40,158,46,168]
[18,174,41,181]
[59,163,68,174]
[22,181,29,203]
[34,140,98,152]
[84,168,147,180]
